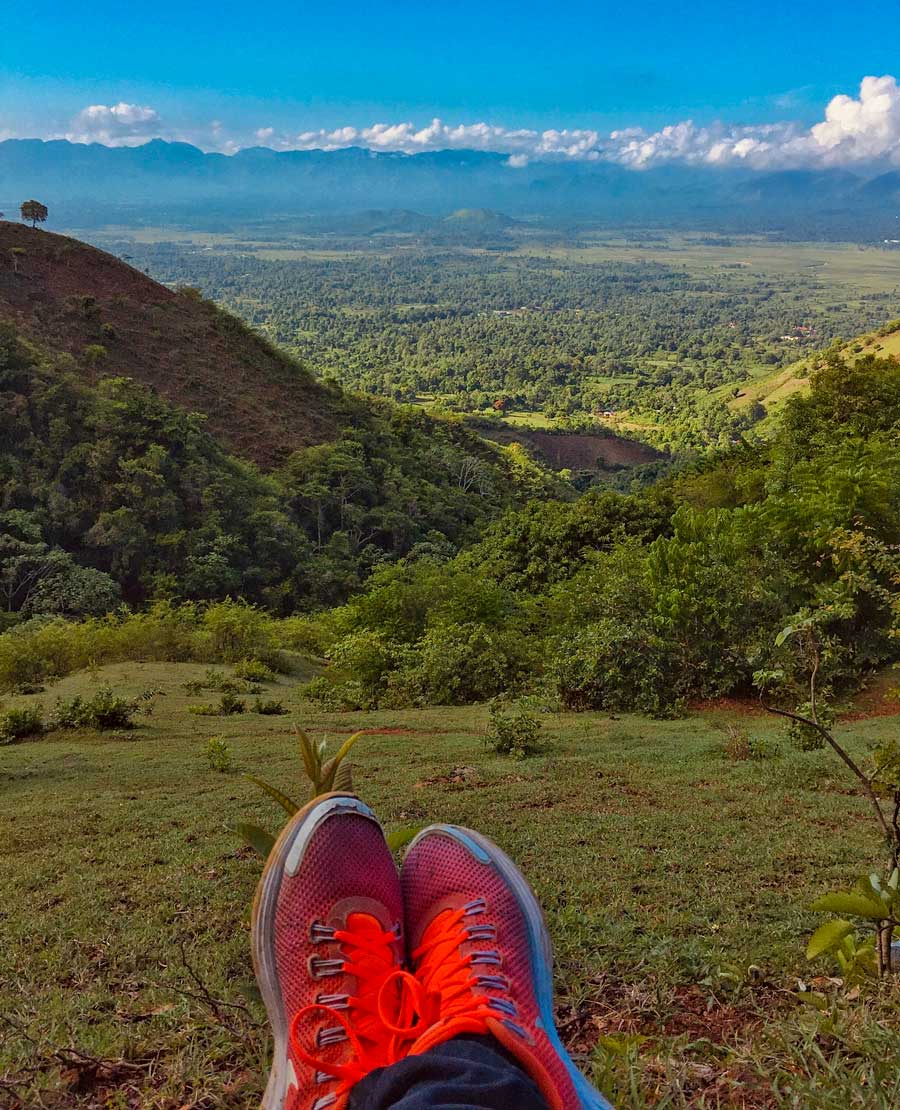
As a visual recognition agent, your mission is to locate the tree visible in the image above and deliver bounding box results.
[20,200,48,228]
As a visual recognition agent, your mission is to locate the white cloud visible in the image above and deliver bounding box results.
[271,118,604,159]
[66,102,163,146]
[30,75,900,170]
[606,75,900,169]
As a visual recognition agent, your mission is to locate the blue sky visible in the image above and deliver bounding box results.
[3,0,900,168]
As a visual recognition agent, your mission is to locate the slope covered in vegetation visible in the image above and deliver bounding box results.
[305,349,900,713]
[0,221,348,467]
[0,229,567,616]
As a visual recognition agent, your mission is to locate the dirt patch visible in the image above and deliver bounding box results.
[691,697,768,716]
[478,422,660,471]
[840,671,900,721]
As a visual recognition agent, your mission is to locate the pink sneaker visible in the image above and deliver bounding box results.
[252,794,406,1110]
[401,825,613,1110]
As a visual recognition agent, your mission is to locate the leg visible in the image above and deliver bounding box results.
[349,1035,550,1110]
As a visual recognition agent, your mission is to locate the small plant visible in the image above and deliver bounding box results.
[485,698,544,759]
[759,618,900,976]
[218,691,246,715]
[234,727,421,861]
[0,705,44,744]
[254,697,287,715]
[205,735,234,774]
[53,686,138,730]
[188,702,219,716]
[235,659,276,683]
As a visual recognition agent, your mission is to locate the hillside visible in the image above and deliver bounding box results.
[0,222,344,468]
[725,317,900,430]
[0,226,579,614]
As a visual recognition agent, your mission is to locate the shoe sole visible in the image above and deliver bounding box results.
[405,825,614,1110]
[251,792,378,1110]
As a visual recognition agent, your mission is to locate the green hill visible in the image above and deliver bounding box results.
[724,317,900,432]
[0,226,567,614]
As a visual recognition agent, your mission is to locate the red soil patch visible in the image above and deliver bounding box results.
[0,222,342,467]
[839,671,900,721]
[479,423,660,472]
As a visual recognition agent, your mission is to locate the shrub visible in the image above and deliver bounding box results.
[0,705,44,744]
[484,699,544,759]
[722,725,780,761]
[300,675,367,712]
[188,703,219,717]
[551,619,686,718]
[205,735,234,773]
[254,698,288,715]
[398,622,531,706]
[53,686,139,730]
[328,631,399,703]
[218,691,246,715]
[234,658,276,683]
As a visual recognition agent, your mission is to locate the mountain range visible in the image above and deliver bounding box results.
[2,139,900,236]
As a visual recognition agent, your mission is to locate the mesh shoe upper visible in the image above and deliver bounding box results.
[253,795,405,1110]
[401,825,611,1110]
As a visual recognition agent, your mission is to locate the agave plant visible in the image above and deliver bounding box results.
[234,726,419,859]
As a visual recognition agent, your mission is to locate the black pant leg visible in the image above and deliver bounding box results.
[348,1035,550,1110]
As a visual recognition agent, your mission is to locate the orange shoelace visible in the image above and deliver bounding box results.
[290,912,416,1110]
[404,897,526,1057]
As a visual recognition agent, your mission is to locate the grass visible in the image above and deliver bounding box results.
[3,663,900,1106]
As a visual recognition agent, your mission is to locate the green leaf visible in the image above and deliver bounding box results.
[810,891,889,920]
[320,730,366,792]
[385,824,424,853]
[807,919,854,959]
[297,728,321,785]
[333,759,354,793]
[792,990,829,1011]
[775,625,796,647]
[244,775,300,817]
[233,822,276,860]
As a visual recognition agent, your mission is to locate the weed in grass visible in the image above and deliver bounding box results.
[235,659,277,683]
[53,685,139,730]
[0,704,44,743]
[205,735,235,773]
[484,697,545,759]
[253,698,287,716]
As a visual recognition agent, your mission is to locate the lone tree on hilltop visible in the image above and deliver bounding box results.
[20,200,48,228]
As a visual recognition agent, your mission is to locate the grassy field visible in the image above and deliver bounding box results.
[4,662,900,1107]
[514,236,900,297]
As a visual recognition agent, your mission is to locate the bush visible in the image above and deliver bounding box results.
[254,698,288,715]
[0,705,44,744]
[328,631,399,703]
[484,699,544,759]
[234,658,276,683]
[397,622,531,706]
[205,735,234,773]
[721,724,780,761]
[551,619,686,718]
[188,702,219,717]
[53,686,139,730]
[300,675,367,712]
[218,691,246,715]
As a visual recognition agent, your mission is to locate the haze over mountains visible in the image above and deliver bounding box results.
[3,138,900,237]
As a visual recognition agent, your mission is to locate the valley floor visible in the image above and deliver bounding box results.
[3,663,900,1107]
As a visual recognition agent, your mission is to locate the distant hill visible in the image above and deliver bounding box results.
[2,137,899,236]
[0,222,344,467]
[443,208,517,228]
